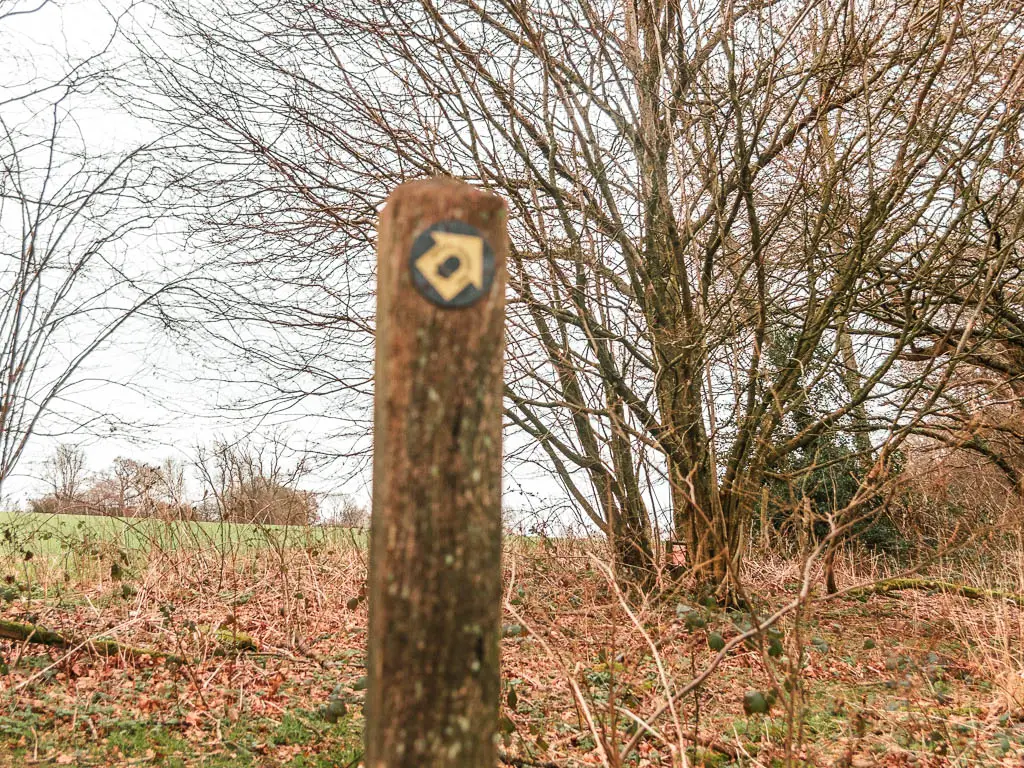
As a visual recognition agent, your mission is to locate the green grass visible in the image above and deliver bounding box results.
[0,511,365,558]
[0,709,364,767]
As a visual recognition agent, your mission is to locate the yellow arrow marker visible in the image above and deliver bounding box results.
[414,232,485,301]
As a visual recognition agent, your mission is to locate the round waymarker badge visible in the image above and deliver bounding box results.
[409,220,496,308]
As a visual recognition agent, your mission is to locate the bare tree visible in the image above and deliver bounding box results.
[138,0,1024,594]
[34,453,195,518]
[157,457,188,508]
[0,1,190,499]
[327,495,369,528]
[41,443,87,508]
[194,437,318,525]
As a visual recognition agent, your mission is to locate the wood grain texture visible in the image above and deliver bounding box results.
[367,178,507,768]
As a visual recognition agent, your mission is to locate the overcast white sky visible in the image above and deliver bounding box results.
[11,0,936,538]
[0,0,376,510]
[1,0,572,530]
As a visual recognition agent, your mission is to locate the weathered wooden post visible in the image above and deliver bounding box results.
[367,178,506,768]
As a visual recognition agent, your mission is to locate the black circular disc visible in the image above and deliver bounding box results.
[409,220,496,308]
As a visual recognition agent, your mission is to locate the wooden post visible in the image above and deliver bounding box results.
[367,178,506,768]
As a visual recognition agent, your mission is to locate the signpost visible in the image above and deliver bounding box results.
[367,178,507,768]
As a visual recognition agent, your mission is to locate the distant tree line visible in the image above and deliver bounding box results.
[30,445,195,520]
[26,442,367,527]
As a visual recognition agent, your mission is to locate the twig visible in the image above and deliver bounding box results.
[504,555,612,768]
[617,549,823,759]
[0,618,182,664]
[591,556,686,763]
[615,706,738,760]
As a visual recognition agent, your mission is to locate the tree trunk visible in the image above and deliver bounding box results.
[606,394,655,591]
[656,351,736,593]
[825,326,875,594]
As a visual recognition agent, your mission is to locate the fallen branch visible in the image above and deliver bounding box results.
[846,578,1024,607]
[0,619,183,664]
[499,752,565,768]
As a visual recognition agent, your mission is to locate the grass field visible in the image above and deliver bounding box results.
[0,513,1020,766]
[0,511,364,556]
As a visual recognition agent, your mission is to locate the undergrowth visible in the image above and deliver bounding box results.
[0,517,1018,766]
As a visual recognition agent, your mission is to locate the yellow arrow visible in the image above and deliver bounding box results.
[414,232,484,301]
